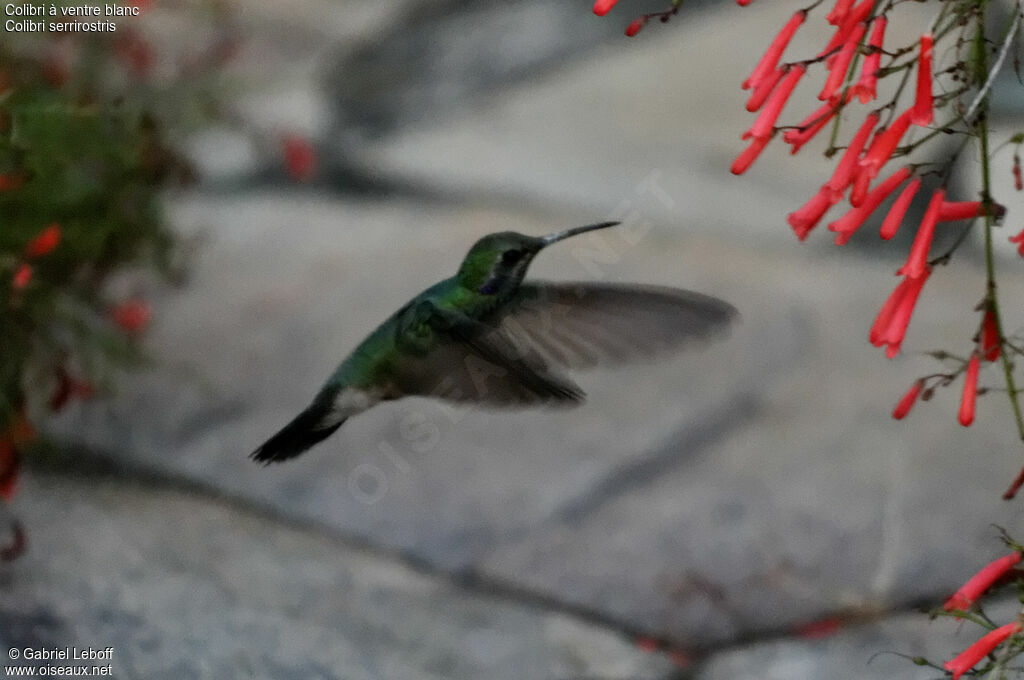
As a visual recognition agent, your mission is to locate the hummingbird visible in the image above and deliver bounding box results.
[252,221,737,464]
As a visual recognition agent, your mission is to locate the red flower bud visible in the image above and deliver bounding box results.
[818,0,872,57]
[796,617,842,639]
[593,0,619,16]
[742,11,806,90]
[826,0,855,26]
[743,64,805,141]
[1011,227,1024,256]
[912,34,934,125]
[0,435,18,502]
[24,223,61,258]
[938,201,988,222]
[111,299,152,335]
[827,112,878,195]
[625,17,645,36]
[0,173,24,191]
[830,166,912,245]
[819,22,866,102]
[859,109,914,181]
[880,177,920,240]
[892,380,923,419]
[782,97,843,154]
[958,353,980,427]
[869,268,930,358]
[897,189,944,278]
[787,185,841,241]
[854,17,886,103]
[12,263,32,290]
[981,308,1001,362]
[944,621,1022,680]
[944,552,1022,611]
[849,167,871,207]
[746,66,786,112]
[282,135,316,182]
[731,135,772,175]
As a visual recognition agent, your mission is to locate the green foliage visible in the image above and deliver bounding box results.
[0,11,230,433]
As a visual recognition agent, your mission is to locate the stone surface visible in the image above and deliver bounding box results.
[1,471,675,680]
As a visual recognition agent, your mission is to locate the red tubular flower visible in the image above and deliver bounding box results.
[746,67,786,112]
[731,135,772,175]
[827,112,878,195]
[869,268,930,358]
[944,621,1023,680]
[958,353,980,427]
[855,17,886,103]
[912,34,934,125]
[0,435,17,502]
[881,177,920,240]
[898,189,944,278]
[892,380,923,419]
[24,223,61,258]
[782,98,842,154]
[797,618,841,639]
[737,0,754,4]
[282,135,316,181]
[111,299,153,335]
[0,173,24,191]
[938,201,987,222]
[830,166,912,245]
[744,64,806,141]
[819,22,866,102]
[1011,228,1024,256]
[860,109,915,181]
[625,17,645,37]
[849,167,872,207]
[593,0,619,16]
[819,0,872,57]
[981,308,1001,362]
[788,185,841,241]
[944,552,1023,611]
[742,11,807,90]
[826,0,855,26]
[12,263,32,290]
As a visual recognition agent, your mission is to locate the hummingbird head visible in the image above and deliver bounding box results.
[457,221,620,296]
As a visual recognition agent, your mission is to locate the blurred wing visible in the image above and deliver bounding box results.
[389,303,584,407]
[494,282,738,370]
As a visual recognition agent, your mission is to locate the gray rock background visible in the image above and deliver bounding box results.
[5,0,1024,678]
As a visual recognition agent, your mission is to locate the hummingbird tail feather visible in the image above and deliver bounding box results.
[251,401,346,464]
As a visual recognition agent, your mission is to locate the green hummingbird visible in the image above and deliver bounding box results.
[252,221,737,463]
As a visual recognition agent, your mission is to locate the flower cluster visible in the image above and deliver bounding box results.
[0,1,238,558]
[731,0,1024,493]
[595,0,1024,496]
[931,546,1024,679]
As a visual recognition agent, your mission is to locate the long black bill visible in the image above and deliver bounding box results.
[540,221,620,247]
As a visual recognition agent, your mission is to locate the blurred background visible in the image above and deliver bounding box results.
[4,0,1024,678]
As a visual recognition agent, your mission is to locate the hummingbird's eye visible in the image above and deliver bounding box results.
[502,249,523,265]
